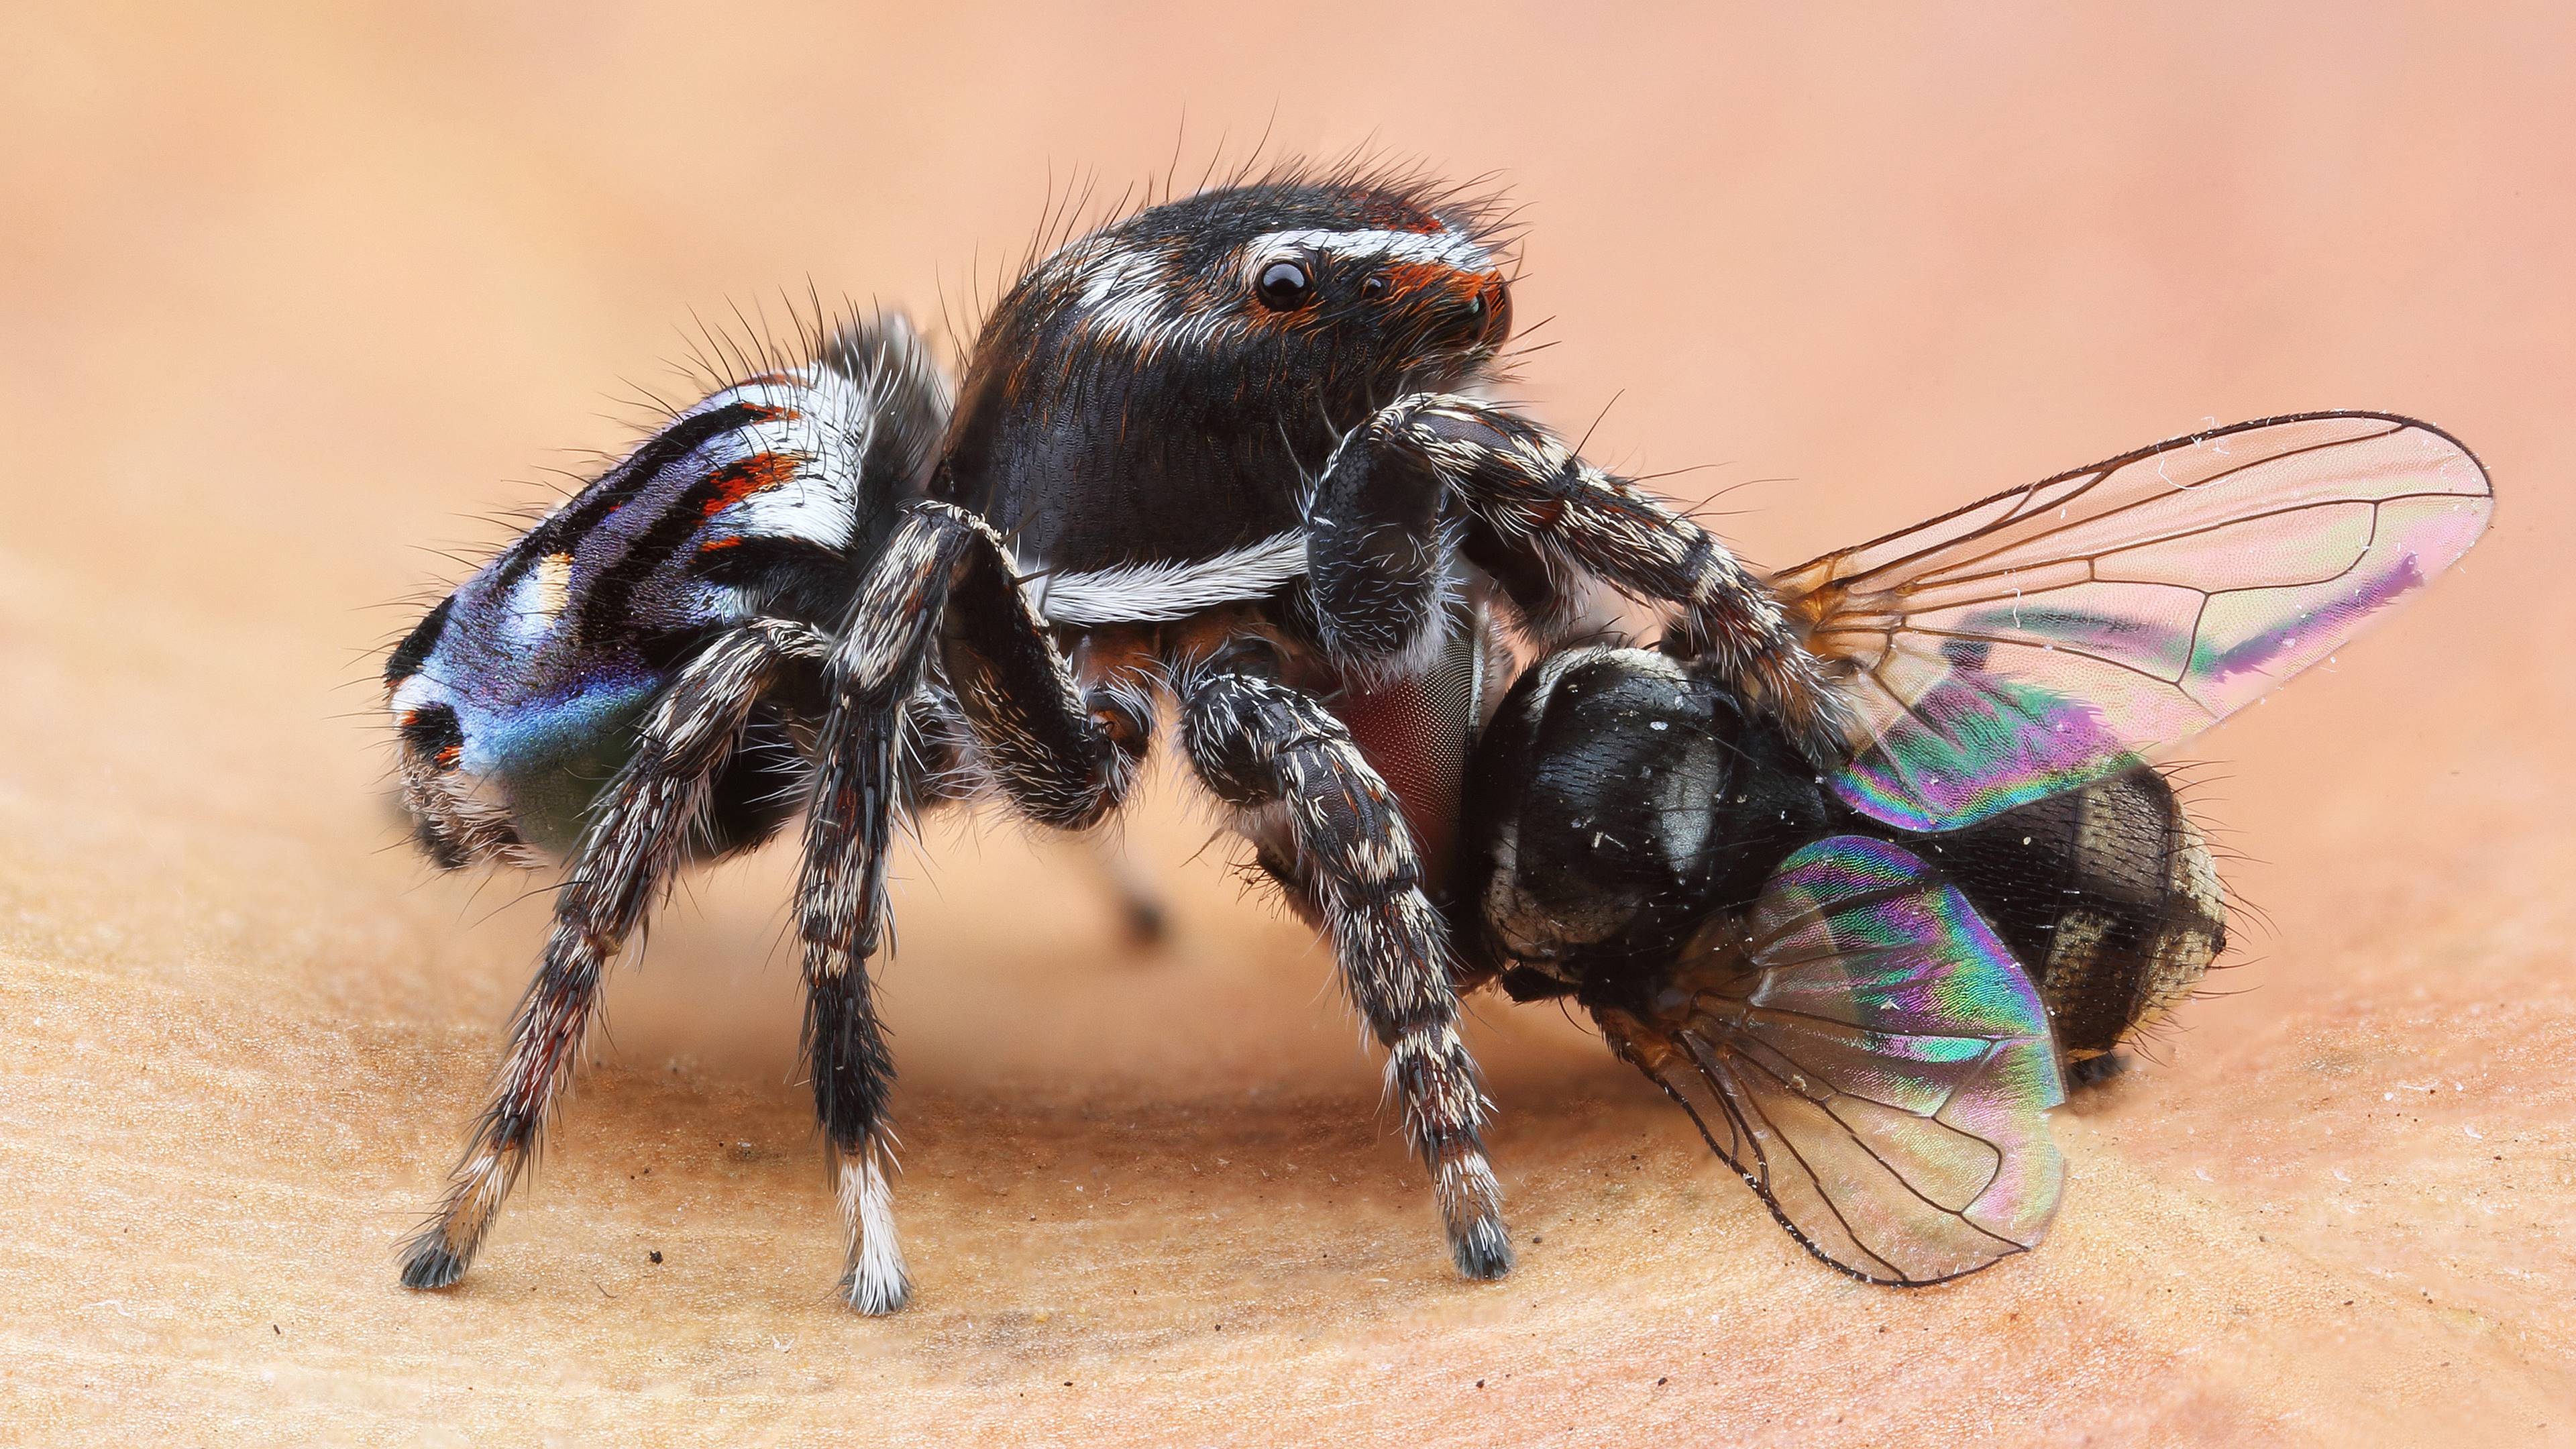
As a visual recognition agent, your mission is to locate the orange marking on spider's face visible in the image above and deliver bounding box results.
[697,535,743,554]
[698,452,799,516]
[435,744,462,770]
[1378,260,1462,298]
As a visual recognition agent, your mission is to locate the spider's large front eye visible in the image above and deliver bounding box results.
[1256,258,1313,310]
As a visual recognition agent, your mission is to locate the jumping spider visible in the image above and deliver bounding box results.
[384,166,1841,1312]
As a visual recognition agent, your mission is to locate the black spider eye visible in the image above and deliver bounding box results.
[1359,273,1391,301]
[1256,259,1313,309]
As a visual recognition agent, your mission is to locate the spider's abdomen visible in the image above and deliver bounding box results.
[384,318,947,863]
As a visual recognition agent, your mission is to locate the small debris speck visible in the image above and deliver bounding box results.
[649,1250,663,1265]
[272,1324,281,1336]
[1656,1377,1668,1386]
[1476,1380,1485,1390]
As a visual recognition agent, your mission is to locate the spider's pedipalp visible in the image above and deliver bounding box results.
[1348,392,1847,760]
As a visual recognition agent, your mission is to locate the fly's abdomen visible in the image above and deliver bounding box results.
[1906,767,2226,1063]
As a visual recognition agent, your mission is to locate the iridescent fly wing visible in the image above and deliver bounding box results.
[1600,835,2064,1285]
[1772,413,2493,830]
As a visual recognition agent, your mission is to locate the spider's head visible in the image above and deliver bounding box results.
[1071,176,1509,392]
[945,174,1514,528]
[1125,178,1514,394]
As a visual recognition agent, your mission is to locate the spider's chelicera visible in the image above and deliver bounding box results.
[384,166,1839,1311]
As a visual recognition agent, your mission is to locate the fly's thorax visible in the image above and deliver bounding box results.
[938,179,1512,575]
[1456,646,1829,989]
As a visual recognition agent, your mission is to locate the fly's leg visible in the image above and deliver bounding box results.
[1177,647,1510,1279]
[400,619,829,1290]
[800,500,1149,1312]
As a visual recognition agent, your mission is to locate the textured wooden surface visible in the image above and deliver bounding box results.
[5,5,2573,1444]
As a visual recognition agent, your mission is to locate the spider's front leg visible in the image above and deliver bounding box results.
[1307,394,1846,759]
[800,499,1150,1312]
[400,619,830,1289]
[1177,646,1511,1279]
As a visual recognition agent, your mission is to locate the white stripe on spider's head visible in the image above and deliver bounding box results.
[1248,229,1493,272]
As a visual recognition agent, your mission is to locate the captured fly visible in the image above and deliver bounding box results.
[1455,413,2491,1283]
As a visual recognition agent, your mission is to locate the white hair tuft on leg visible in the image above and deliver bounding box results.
[836,1142,911,1315]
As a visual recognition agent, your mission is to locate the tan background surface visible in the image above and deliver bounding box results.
[5,3,2573,1444]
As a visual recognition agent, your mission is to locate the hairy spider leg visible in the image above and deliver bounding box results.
[399,618,833,1289]
[1177,655,1512,1279]
[798,499,1150,1313]
[1307,393,1845,760]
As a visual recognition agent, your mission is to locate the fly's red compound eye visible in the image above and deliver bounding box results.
[1256,258,1314,309]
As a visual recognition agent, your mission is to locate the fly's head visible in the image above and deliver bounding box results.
[943,176,1514,507]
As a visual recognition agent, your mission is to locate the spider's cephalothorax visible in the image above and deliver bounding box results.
[384,170,1847,1313]
[940,182,1511,572]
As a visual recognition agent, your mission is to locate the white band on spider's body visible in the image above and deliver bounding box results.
[1024,530,1311,625]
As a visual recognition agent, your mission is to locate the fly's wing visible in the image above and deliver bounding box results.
[1598,835,2064,1285]
[1774,413,2492,831]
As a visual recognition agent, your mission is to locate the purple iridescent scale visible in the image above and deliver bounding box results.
[385,367,885,850]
